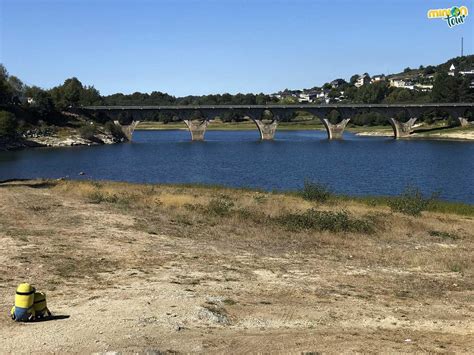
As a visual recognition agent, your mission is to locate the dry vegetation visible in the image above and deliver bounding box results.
[0,179,473,353]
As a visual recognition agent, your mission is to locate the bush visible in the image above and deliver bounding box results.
[104,121,125,140]
[88,190,133,206]
[428,230,459,240]
[299,180,333,202]
[78,123,97,140]
[276,209,374,234]
[388,187,438,216]
[0,110,18,137]
[207,196,234,216]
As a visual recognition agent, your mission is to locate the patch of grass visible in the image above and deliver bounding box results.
[253,193,267,204]
[222,298,237,306]
[78,124,98,141]
[276,209,374,234]
[426,200,474,216]
[352,195,474,217]
[388,187,439,216]
[448,263,464,273]
[299,180,333,203]
[87,190,134,206]
[429,230,459,240]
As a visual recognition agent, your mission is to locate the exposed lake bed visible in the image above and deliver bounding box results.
[0,179,472,352]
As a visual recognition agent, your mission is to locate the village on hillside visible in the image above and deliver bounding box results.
[272,57,474,104]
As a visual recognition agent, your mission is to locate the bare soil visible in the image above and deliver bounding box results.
[0,180,472,353]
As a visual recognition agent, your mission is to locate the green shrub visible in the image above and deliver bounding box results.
[276,209,374,234]
[388,187,438,216]
[88,190,132,206]
[299,180,333,202]
[207,196,234,216]
[428,230,459,240]
[79,124,97,140]
[0,110,18,137]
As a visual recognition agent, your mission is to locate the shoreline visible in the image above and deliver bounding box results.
[2,125,473,152]
[1,178,473,208]
[0,133,120,152]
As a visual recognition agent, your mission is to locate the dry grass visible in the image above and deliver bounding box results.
[47,179,474,273]
[0,179,473,353]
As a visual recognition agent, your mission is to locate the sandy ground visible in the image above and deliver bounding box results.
[421,130,474,140]
[0,180,473,353]
[355,124,474,140]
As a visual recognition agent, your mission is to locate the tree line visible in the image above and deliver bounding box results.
[1,57,473,138]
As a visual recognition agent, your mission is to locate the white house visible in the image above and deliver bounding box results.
[414,84,433,92]
[298,91,317,103]
[355,74,369,88]
[460,69,474,76]
[389,78,407,88]
[448,63,456,76]
[316,89,328,99]
[371,74,386,83]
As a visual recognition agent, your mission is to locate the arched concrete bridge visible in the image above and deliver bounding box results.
[74,103,473,141]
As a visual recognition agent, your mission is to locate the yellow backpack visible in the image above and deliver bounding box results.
[33,292,51,319]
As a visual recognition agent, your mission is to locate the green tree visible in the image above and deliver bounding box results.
[62,77,83,107]
[80,85,102,105]
[7,76,25,103]
[0,64,12,104]
[458,77,474,102]
[431,72,459,102]
[354,81,389,104]
[25,86,55,116]
[328,89,341,100]
[280,96,298,104]
[0,110,17,137]
[349,74,359,85]
[424,65,436,75]
[384,88,413,103]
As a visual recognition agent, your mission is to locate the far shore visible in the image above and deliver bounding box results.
[135,120,474,141]
[2,121,473,152]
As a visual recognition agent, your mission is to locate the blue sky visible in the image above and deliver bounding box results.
[1,0,473,96]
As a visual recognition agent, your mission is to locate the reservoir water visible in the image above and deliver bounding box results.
[1,130,473,204]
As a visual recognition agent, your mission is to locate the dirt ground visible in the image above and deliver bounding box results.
[0,180,472,353]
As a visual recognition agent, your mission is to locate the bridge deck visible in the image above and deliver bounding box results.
[81,103,473,110]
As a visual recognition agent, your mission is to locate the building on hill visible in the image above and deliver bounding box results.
[371,74,386,83]
[297,90,318,103]
[354,74,370,88]
[389,78,415,90]
[459,69,474,88]
[448,63,456,76]
[414,84,433,92]
[389,78,407,88]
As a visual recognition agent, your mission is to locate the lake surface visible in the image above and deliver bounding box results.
[1,130,474,203]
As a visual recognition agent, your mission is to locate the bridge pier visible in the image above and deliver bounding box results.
[458,117,470,127]
[388,117,417,139]
[321,118,350,139]
[253,120,278,140]
[184,120,209,141]
[113,120,140,141]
